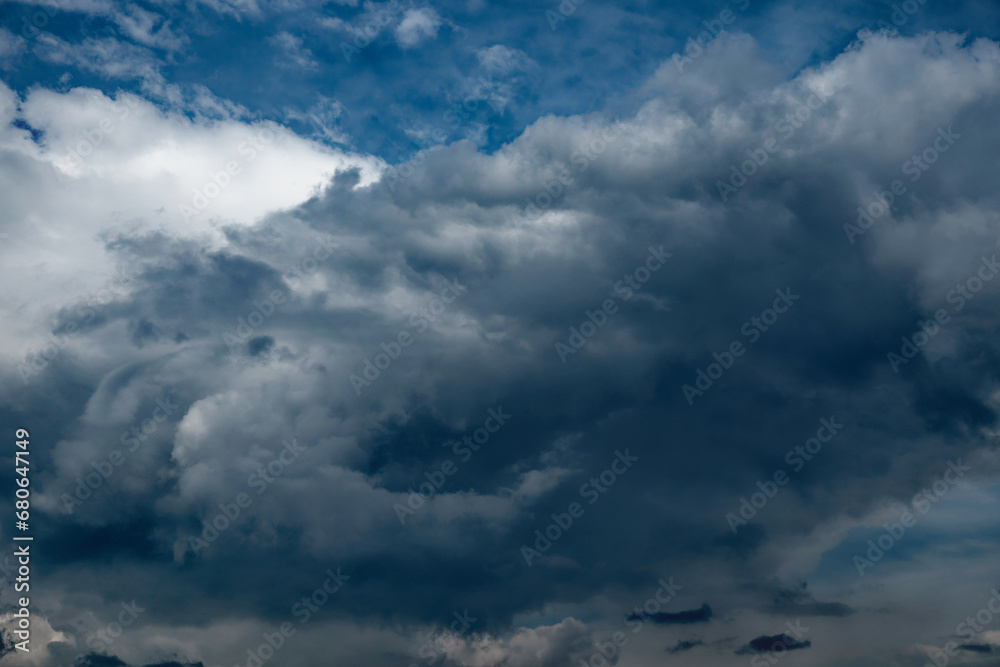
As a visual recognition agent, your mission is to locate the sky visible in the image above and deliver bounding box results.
[1,0,1000,666]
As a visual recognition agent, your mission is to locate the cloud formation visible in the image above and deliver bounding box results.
[2,1,1000,665]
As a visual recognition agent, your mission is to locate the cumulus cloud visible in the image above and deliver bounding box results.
[3,15,1000,667]
[394,8,441,48]
[0,613,74,666]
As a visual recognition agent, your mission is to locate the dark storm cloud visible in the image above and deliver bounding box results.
[79,655,127,667]
[626,604,714,625]
[736,634,811,655]
[0,630,14,659]
[3,12,1000,666]
[958,644,995,653]
[77,657,204,667]
[247,335,275,357]
[13,37,993,614]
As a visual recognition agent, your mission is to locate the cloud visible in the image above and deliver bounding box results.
[281,95,349,144]
[763,583,855,617]
[736,633,812,655]
[79,656,128,667]
[0,612,75,666]
[33,34,162,82]
[668,639,704,653]
[3,20,1000,667]
[419,618,601,667]
[626,604,713,625]
[74,657,204,667]
[958,643,995,653]
[475,45,534,76]
[394,8,441,49]
[0,28,26,62]
[268,31,319,69]
[110,6,188,51]
[190,0,263,21]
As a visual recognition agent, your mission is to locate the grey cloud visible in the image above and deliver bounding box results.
[668,639,705,653]
[626,604,714,625]
[4,25,1000,667]
[736,633,811,655]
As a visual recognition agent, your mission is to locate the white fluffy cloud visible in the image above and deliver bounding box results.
[394,7,442,48]
[0,80,382,375]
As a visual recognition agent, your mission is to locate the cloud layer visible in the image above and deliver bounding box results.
[2,3,1000,666]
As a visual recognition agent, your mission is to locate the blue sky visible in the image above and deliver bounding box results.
[5,0,1000,160]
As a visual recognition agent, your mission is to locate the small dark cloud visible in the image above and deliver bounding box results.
[668,639,704,653]
[78,657,204,667]
[12,118,43,143]
[627,603,713,625]
[129,318,162,347]
[247,335,275,356]
[766,583,855,617]
[736,634,811,655]
[0,628,13,659]
[958,643,995,653]
[79,655,129,667]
